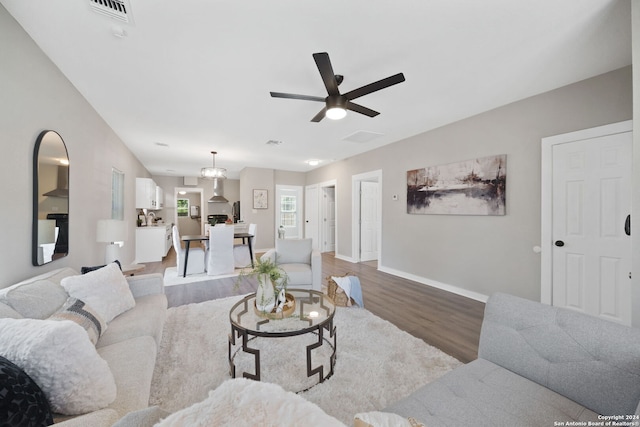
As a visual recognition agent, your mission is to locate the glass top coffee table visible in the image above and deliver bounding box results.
[228,289,336,392]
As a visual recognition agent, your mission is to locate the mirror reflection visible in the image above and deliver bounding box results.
[33,130,69,266]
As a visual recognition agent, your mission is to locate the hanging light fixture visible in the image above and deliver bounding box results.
[200,151,227,179]
[201,151,228,203]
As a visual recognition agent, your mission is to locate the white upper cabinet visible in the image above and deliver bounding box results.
[136,177,157,209]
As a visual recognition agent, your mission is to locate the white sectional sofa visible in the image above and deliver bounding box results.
[0,265,168,426]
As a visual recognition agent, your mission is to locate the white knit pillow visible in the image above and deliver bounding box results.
[156,378,344,426]
[0,318,116,415]
[61,262,135,323]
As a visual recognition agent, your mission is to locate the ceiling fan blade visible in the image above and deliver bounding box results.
[343,73,405,101]
[270,92,325,102]
[311,107,327,122]
[346,101,380,118]
[313,52,340,97]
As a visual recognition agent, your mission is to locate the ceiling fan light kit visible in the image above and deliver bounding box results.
[270,52,405,122]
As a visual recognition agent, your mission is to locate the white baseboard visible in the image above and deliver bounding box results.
[334,253,357,263]
[377,265,489,303]
[331,252,489,303]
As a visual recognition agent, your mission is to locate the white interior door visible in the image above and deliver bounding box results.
[322,187,336,252]
[360,181,379,261]
[305,185,320,250]
[550,129,632,325]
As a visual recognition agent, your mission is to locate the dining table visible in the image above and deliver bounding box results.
[181,232,254,277]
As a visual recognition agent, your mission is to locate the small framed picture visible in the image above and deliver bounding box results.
[253,189,268,209]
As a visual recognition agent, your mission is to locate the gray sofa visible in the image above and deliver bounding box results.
[0,267,168,426]
[385,292,640,426]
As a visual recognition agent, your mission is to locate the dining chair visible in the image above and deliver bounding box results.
[233,223,257,268]
[171,226,205,275]
[206,224,235,276]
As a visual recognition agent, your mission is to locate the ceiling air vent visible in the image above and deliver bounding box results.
[88,0,132,23]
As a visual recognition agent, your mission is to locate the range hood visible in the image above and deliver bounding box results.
[43,166,69,198]
[208,177,228,203]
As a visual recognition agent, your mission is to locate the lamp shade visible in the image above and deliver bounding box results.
[96,219,128,243]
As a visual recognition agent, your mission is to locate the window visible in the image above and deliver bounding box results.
[177,198,189,217]
[280,195,296,227]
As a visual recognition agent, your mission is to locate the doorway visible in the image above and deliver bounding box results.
[174,187,205,236]
[305,180,337,253]
[541,121,632,325]
[275,185,303,239]
[352,170,382,265]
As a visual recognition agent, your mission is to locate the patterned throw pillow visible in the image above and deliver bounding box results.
[0,355,53,427]
[48,298,107,345]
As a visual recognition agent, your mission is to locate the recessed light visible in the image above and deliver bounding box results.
[306,159,321,166]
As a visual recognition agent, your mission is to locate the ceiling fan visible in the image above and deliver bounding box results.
[270,52,405,122]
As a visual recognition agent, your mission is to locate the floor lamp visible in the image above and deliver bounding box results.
[97,219,128,264]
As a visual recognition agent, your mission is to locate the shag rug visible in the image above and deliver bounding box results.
[162,267,257,307]
[149,295,461,425]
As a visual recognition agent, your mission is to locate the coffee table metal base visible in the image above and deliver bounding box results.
[228,318,336,392]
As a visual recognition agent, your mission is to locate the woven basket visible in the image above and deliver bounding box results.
[326,273,355,307]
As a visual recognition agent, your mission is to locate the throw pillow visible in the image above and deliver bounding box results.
[0,280,69,320]
[48,297,107,345]
[60,262,135,323]
[354,411,426,427]
[0,355,53,427]
[155,378,344,426]
[0,318,117,415]
[81,260,122,274]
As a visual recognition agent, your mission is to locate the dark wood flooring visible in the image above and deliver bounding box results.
[140,249,485,363]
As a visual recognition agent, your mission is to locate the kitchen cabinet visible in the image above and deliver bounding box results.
[155,185,164,209]
[135,224,172,262]
[136,177,157,210]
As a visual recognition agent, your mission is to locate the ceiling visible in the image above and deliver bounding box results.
[1,0,631,179]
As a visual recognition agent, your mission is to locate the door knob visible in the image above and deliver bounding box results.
[555,240,565,247]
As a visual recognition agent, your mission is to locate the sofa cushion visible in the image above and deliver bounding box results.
[354,411,425,427]
[279,263,312,286]
[0,280,69,320]
[97,336,158,418]
[0,354,53,426]
[0,318,116,415]
[48,298,107,345]
[0,301,23,319]
[385,358,599,427]
[61,263,135,323]
[111,406,170,427]
[479,292,640,416]
[97,294,167,348]
[275,239,312,264]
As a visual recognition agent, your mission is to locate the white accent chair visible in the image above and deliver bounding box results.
[172,226,206,275]
[207,225,235,276]
[233,223,257,268]
[260,238,321,291]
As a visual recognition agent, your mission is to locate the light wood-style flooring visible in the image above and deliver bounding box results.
[140,249,485,363]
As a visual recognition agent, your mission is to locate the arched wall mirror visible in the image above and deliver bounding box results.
[32,130,69,266]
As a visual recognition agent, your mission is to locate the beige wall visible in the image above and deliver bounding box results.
[1,0,635,319]
[307,66,632,303]
[0,4,151,286]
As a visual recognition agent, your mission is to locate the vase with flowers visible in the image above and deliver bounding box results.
[236,257,294,318]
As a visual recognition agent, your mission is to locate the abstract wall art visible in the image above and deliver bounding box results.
[407,154,506,215]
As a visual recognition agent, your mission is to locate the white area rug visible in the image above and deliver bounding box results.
[162,268,257,307]
[163,267,241,286]
[150,295,462,425]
